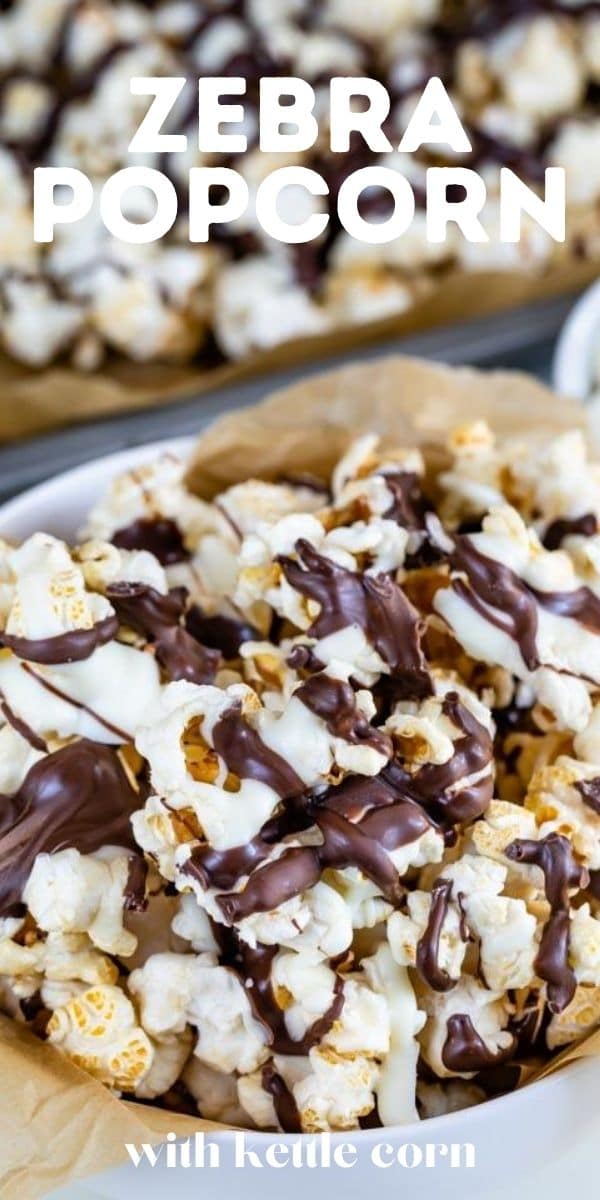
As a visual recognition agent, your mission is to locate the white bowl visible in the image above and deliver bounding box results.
[553,278,600,402]
[2,438,599,1200]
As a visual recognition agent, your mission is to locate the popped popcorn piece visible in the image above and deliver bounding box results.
[183,1058,248,1125]
[128,951,269,1075]
[420,977,515,1079]
[47,984,154,1090]
[569,903,600,984]
[525,757,600,870]
[23,847,137,958]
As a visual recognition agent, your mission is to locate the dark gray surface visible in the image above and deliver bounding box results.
[0,291,567,501]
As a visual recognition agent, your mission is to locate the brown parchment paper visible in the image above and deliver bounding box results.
[0,256,597,444]
[1,353,600,1200]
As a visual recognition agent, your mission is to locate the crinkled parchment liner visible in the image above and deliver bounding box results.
[2,354,600,1199]
[0,256,597,443]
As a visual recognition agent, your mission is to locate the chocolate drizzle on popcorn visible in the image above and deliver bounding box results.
[4,420,600,1131]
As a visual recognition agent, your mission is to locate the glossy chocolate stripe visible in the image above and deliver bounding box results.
[261,1061,302,1133]
[575,777,600,816]
[315,808,404,904]
[383,693,493,824]
[532,583,600,634]
[217,846,321,922]
[183,834,273,892]
[295,674,391,757]
[449,537,539,670]
[357,798,433,850]
[442,1014,516,1073]
[0,739,143,915]
[317,775,398,822]
[230,940,345,1056]
[212,704,305,799]
[534,909,577,1014]
[1,614,118,665]
[107,582,220,685]
[416,878,455,992]
[0,693,47,752]
[278,540,431,693]
[112,517,190,566]
[542,513,598,551]
[506,833,586,1014]
[505,833,587,912]
[380,470,429,530]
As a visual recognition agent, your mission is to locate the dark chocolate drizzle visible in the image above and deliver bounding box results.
[295,674,392,759]
[0,693,47,752]
[416,877,456,992]
[505,833,587,913]
[380,471,429,531]
[542,514,598,552]
[449,531,600,665]
[188,772,437,925]
[211,929,345,1057]
[106,582,220,685]
[505,833,588,1012]
[0,614,118,665]
[449,537,539,670]
[278,539,431,696]
[261,1061,302,1133]
[575,777,600,817]
[0,739,144,915]
[314,808,405,905]
[124,855,149,912]
[217,846,321,922]
[112,517,190,566]
[531,583,600,635]
[383,693,494,825]
[185,773,433,916]
[186,605,260,659]
[212,703,305,800]
[534,909,575,1016]
[442,1014,516,1074]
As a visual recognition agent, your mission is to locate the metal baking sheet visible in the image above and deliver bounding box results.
[0,291,574,503]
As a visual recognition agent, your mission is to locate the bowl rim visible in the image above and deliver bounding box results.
[552,277,600,402]
[0,433,595,1144]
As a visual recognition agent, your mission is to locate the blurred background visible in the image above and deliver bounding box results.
[0,0,598,490]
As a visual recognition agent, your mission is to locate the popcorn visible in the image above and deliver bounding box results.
[214,256,330,362]
[0,2,596,372]
[445,856,538,992]
[133,681,287,854]
[135,1030,193,1101]
[47,984,154,1090]
[487,16,585,120]
[23,848,137,958]
[128,951,269,1075]
[525,757,600,870]
[569,904,600,984]
[8,416,600,1126]
[419,977,515,1080]
[183,1058,248,1124]
[434,506,600,730]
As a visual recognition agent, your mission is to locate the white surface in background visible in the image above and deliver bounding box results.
[553,277,600,401]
